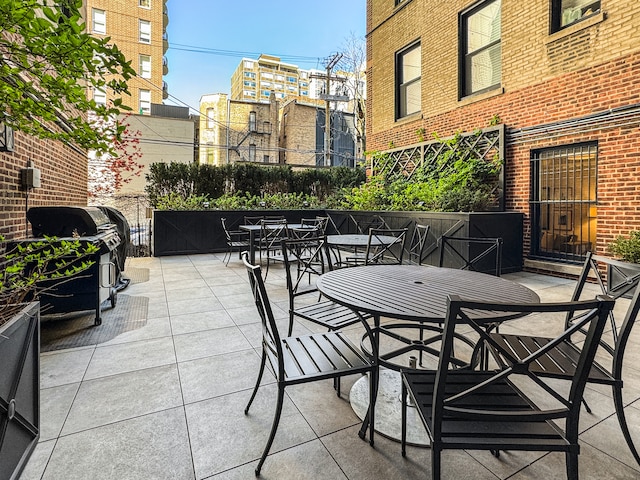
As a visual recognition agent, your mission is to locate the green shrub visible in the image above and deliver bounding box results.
[608,231,640,264]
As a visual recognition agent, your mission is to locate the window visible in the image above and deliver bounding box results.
[139,20,151,44]
[249,111,257,132]
[244,80,256,87]
[244,72,256,78]
[460,0,501,98]
[262,90,271,97]
[139,89,151,114]
[551,0,600,32]
[139,55,151,78]
[243,90,256,97]
[530,142,597,262]
[249,144,256,162]
[396,41,421,119]
[244,60,254,69]
[92,8,106,34]
[206,108,215,128]
[139,0,150,7]
[287,76,296,83]
[93,88,106,106]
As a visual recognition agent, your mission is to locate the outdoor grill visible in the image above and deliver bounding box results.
[24,206,123,325]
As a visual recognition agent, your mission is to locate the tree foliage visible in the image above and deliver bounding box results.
[0,0,135,154]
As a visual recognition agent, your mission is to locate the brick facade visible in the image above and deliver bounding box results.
[86,0,166,110]
[367,0,640,268]
[0,131,88,240]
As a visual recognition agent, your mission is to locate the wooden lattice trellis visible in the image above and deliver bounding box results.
[371,124,505,210]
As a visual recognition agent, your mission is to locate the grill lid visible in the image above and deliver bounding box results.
[27,206,112,237]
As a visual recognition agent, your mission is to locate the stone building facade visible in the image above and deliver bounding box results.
[199,93,280,166]
[366,0,640,272]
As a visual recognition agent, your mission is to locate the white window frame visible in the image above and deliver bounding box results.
[139,0,151,8]
[139,89,151,114]
[93,87,107,106]
[139,20,151,44]
[460,0,502,97]
[139,55,151,79]
[92,8,106,34]
[206,108,215,128]
[396,41,421,119]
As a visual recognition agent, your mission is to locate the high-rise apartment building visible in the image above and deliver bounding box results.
[230,54,317,105]
[85,0,168,113]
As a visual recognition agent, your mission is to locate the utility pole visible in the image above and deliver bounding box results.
[322,53,342,167]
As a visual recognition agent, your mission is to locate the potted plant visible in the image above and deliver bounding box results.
[606,231,640,297]
[0,235,97,480]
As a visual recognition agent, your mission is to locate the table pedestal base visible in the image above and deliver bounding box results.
[350,369,430,447]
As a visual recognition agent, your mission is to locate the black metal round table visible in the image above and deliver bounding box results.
[316,264,540,445]
[326,234,398,248]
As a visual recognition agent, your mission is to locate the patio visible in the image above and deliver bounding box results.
[18,253,640,480]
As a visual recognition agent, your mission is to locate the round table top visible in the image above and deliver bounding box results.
[326,234,398,247]
[316,264,540,322]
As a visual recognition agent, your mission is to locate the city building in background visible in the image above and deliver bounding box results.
[86,0,169,112]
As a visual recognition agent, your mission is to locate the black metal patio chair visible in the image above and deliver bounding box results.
[487,252,640,465]
[257,218,288,278]
[345,227,408,266]
[401,294,614,480]
[242,252,378,476]
[221,217,250,266]
[407,223,431,265]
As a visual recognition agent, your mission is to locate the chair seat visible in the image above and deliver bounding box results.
[293,300,367,330]
[270,331,373,383]
[489,334,615,385]
[403,370,574,451]
[229,240,250,248]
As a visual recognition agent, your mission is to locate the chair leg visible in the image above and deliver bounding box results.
[224,247,231,266]
[245,350,267,414]
[368,368,378,446]
[432,446,442,480]
[401,376,407,457]
[566,451,579,480]
[287,312,295,337]
[255,383,285,476]
[613,384,640,465]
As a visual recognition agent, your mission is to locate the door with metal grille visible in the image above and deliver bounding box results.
[530,143,597,262]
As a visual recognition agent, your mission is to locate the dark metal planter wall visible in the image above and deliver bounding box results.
[153,209,523,273]
[153,209,326,256]
[326,210,523,273]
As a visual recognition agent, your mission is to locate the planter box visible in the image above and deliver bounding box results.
[153,209,325,256]
[0,302,40,480]
[152,209,523,273]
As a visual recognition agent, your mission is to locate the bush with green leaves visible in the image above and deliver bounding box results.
[1,235,99,326]
[608,231,640,264]
[146,162,366,209]
[342,131,502,212]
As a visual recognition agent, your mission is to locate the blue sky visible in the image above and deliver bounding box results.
[163,0,366,114]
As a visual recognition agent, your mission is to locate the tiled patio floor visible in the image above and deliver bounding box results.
[19,254,640,479]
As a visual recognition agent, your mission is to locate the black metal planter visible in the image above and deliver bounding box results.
[0,302,40,480]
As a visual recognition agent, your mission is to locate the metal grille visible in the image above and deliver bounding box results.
[530,142,597,263]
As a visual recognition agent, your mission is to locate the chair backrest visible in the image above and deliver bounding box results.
[259,219,288,248]
[365,227,408,265]
[314,216,330,234]
[569,252,640,371]
[221,217,232,241]
[264,215,286,221]
[438,235,503,276]
[350,214,388,235]
[281,237,330,301]
[434,294,614,440]
[242,252,283,374]
[407,224,430,265]
[243,215,264,225]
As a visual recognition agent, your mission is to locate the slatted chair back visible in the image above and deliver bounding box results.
[365,227,408,265]
[314,216,330,234]
[407,224,430,265]
[259,219,288,250]
[438,235,503,276]
[282,236,329,294]
[401,294,614,480]
[243,253,283,373]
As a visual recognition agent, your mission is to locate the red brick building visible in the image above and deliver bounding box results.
[366,0,640,273]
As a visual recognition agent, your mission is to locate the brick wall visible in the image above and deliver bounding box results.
[0,131,88,240]
[86,0,165,109]
[279,101,318,166]
[366,0,640,259]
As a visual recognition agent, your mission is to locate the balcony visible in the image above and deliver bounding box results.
[163,56,169,75]
[162,32,168,54]
[162,81,168,100]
